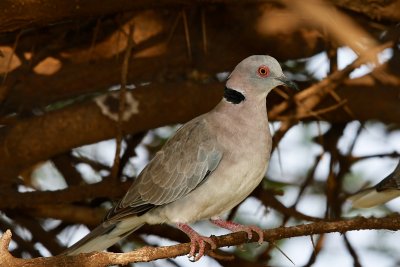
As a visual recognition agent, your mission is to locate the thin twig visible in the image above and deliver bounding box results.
[118,133,146,178]
[2,31,21,85]
[182,10,192,60]
[347,122,363,156]
[291,153,324,211]
[349,151,400,164]
[304,234,325,267]
[260,193,323,222]
[276,99,348,121]
[88,19,102,61]
[166,12,182,44]
[201,8,208,54]
[268,41,394,120]
[343,234,362,267]
[110,24,135,182]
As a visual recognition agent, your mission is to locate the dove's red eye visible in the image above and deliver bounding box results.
[257,65,270,77]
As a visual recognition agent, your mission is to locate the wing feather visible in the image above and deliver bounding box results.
[106,116,223,220]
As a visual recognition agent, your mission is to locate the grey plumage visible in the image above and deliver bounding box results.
[350,159,400,208]
[64,117,223,255]
[63,55,297,257]
[109,117,223,217]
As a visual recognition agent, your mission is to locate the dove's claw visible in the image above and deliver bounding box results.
[211,218,264,244]
[177,223,217,261]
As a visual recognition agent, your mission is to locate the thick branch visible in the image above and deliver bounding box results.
[333,0,400,22]
[0,181,130,210]
[0,82,222,178]
[26,205,105,226]
[1,73,400,179]
[0,7,324,114]
[1,215,400,266]
[1,0,398,34]
[0,0,268,34]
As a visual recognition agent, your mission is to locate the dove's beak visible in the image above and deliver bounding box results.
[275,75,298,90]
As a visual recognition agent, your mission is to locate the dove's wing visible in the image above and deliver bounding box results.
[106,116,223,221]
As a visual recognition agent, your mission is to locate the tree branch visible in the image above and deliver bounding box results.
[0,180,131,210]
[1,215,400,266]
[334,0,400,22]
[1,69,400,180]
[0,82,223,179]
[0,0,272,34]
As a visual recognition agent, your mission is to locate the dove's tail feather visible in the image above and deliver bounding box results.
[349,188,400,208]
[62,216,145,256]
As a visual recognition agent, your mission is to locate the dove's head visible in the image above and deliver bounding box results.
[225,55,297,103]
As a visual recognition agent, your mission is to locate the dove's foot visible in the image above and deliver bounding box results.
[211,218,264,244]
[177,223,217,261]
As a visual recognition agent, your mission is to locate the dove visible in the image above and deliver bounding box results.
[350,159,400,208]
[63,55,298,261]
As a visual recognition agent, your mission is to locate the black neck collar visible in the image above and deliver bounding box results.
[224,87,245,104]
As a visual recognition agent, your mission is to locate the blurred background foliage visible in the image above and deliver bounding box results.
[1,0,400,266]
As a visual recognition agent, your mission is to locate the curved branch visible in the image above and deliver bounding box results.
[1,215,400,266]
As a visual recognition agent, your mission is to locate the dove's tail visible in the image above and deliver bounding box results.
[62,216,145,256]
[349,188,400,208]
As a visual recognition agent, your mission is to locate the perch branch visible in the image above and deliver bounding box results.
[1,215,400,266]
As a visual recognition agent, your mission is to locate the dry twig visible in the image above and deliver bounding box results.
[2,215,400,266]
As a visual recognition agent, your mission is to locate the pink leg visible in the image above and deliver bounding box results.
[211,218,264,244]
[176,223,217,261]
